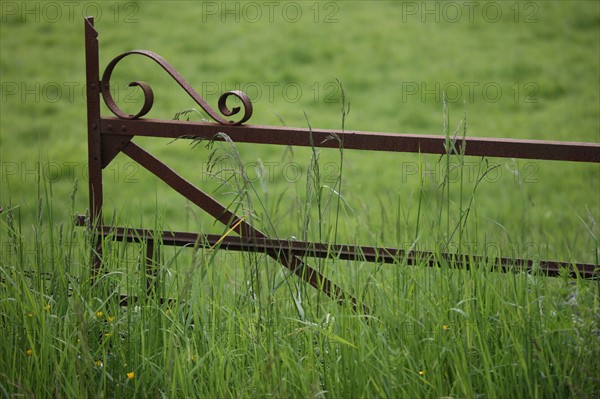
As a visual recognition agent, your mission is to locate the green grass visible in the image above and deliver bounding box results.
[1,1,600,397]
[1,149,599,397]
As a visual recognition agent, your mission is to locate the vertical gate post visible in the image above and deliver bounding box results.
[84,17,104,279]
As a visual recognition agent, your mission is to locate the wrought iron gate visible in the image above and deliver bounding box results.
[79,17,599,310]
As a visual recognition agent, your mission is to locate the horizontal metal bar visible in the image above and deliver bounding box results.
[102,117,600,163]
[78,221,598,279]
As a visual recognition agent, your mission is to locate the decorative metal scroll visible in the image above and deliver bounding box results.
[81,17,598,313]
[100,49,252,124]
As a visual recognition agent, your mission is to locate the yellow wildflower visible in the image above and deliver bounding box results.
[418,370,426,376]
[44,304,51,312]
[96,311,103,318]
[127,371,135,379]
[26,348,33,356]
[107,316,115,323]
[442,324,450,330]
[95,360,103,367]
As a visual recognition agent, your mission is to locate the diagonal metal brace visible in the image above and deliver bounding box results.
[120,141,369,313]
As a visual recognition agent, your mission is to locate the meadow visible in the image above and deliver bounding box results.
[1,1,599,397]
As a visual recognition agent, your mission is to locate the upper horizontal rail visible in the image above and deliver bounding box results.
[101,117,600,163]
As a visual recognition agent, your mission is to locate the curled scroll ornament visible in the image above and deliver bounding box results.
[100,50,253,125]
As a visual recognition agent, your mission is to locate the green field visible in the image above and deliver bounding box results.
[1,1,599,397]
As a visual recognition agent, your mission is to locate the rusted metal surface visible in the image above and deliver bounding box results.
[105,118,600,163]
[84,17,104,278]
[81,16,598,314]
[72,218,599,280]
[100,50,252,125]
[84,18,102,218]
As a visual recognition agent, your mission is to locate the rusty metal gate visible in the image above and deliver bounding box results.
[79,17,599,310]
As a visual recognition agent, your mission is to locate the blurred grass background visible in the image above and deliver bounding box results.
[1,0,598,262]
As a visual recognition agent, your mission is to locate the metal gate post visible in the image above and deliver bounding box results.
[84,17,104,280]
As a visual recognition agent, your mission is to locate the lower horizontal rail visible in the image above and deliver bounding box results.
[76,219,598,279]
